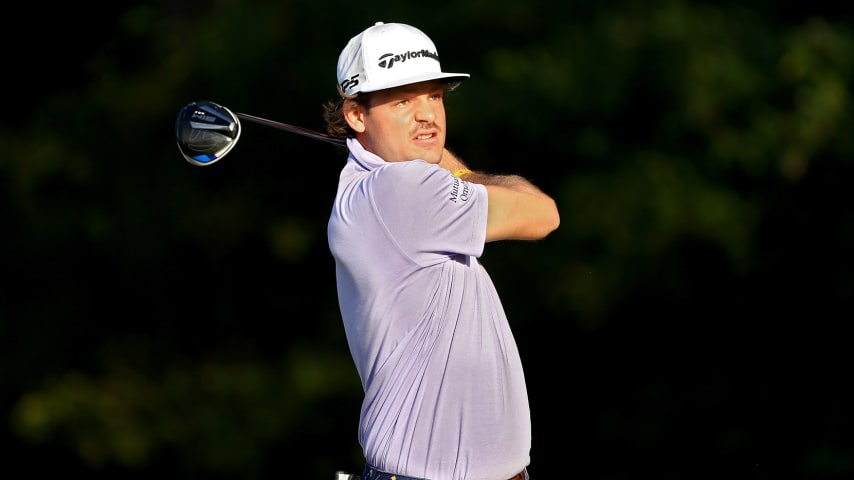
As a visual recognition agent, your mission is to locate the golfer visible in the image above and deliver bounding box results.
[324,22,560,480]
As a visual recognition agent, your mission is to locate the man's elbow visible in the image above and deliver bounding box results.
[546,207,561,236]
[519,199,560,240]
[536,200,560,238]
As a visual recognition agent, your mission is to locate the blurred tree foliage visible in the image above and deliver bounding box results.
[1,0,852,478]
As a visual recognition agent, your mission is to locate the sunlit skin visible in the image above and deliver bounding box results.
[343,79,560,242]
[345,80,447,165]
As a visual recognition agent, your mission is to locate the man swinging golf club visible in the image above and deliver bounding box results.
[324,22,560,480]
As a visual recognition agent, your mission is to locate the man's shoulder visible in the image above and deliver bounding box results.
[374,160,443,183]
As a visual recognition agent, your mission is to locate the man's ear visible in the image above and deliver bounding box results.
[344,101,366,133]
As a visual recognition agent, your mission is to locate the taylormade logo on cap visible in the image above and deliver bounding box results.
[377,49,440,69]
[337,22,470,97]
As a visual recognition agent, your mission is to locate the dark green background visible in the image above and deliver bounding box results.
[3,1,852,478]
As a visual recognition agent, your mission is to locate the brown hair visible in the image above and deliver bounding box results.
[322,88,366,140]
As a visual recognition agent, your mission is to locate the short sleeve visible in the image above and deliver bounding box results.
[371,161,487,265]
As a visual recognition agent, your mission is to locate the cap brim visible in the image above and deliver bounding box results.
[360,72,470,93]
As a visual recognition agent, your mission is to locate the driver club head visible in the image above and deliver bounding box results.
[175,100,241,166]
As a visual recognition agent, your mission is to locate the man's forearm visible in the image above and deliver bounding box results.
[440,148,549,197]
[462,171,543,191]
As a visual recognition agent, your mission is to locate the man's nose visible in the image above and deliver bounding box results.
[415,101,436,123]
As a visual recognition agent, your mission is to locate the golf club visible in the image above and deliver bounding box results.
[175,100,345,166]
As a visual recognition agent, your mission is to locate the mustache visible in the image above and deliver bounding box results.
[413,121,440,133]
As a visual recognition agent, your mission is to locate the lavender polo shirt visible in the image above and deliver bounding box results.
[327,139,530,480]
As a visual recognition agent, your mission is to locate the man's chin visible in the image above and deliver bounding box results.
[412,146,443,164]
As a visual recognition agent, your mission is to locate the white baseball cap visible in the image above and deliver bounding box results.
[336,22,470,97]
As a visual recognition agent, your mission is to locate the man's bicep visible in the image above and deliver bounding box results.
[484,184,560,242]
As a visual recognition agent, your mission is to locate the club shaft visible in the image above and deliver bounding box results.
[235,112,345,146]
